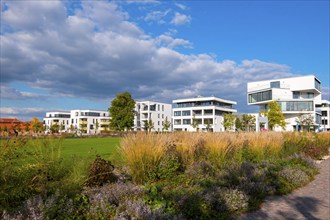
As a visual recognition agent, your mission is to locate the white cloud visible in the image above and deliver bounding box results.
[1,0,298,118]
[175,3,187,10]
[0,107,58,121]
[155,34,192,48]
[144,10,170,24]
[171,12,191,26]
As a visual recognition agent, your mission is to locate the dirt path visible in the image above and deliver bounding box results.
[237,158,330,220]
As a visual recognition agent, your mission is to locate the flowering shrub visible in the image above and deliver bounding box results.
[221,188,249,212]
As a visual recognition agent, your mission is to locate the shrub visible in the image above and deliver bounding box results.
[221,188,249,213]
[84,156,117,187]
[278,167,310,194]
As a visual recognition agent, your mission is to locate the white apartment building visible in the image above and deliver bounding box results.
[247,75,322,131]
[316,100,330,131]
[134,101,172,132]
[70,110,110,134]
[44,110,110,134]
[44,112,71,132]
[172,96,237,132]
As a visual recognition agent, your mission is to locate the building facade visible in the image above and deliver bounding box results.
[172,96,237,132]
[43,110,110,134]
[134,101,172,132]
[316,100,330,131]
[247,75,322,131]
[44,112,71,133]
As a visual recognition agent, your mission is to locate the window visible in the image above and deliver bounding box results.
[182,110,191,116]
[278,101,313,111]
[174,111,181,116]
[174,119,181,125]
[322,111,328,116]
[162,114,164,119]
[158,114,160,118]
[158,121,160,125]
[183,119,191,125]
[307,92,314,99]
[270,81,280,88]
[293,91,300,99]
[248,90,272,103]
[315,78,321,91]
[322,120,328,125]
[162,105,164,111]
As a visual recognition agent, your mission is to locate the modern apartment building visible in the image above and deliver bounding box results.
[134,101,172,132]
[316,100,330,131]
[43,110,110,134]
[44,112,71,132]
[247,75,322,131]
[70,110,110,134]
[172,96,237,132]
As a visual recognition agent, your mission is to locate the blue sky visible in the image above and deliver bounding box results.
[1,0,329,121]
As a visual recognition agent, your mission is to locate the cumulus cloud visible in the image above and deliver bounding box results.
[0,107,58,121]
[171,12,191,25]
[0,85,49,99]
[144,10,170,24]
[1,0,297,117]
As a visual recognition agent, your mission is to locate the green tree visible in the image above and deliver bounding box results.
[296,113,314,132]
[235,117,242,131]
[205,119,212,132]
[50,123,59,134]
[59,123,65,132]
[191,114,199,132]
[266,101,286,130]
[162,117,171,132]
[109,92,135,131]
[242,114,256,132]
[143,119,154,133]
[24,123,30,133]
[31,117,41,134]
[223,113,236,131]
[95,121,99,134]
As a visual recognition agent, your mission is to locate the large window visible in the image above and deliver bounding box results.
[174,119,181,125]
[174,111,181,116]
[183,119,191,125]
[278,101,313,111]
[293,91,300,99]
[270,81,280,88]
[315,78,321,91]
[182,110,191,116]
[248,90,272,103]
[322,111,328,116]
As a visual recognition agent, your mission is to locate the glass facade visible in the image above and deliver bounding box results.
[183,119,191,125]
[278,101,313,112]
[182,110,191,116]
[248,90,272,103]
[314,78,321,91]
[293,91,300,99]
[174,100,233,109]
[270,81,280,88]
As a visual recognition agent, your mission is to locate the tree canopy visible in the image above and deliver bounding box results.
[223,113,236,131]
[266,100,286,130]
[109,92,135,131]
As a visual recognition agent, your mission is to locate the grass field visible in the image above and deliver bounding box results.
[0,136,121,166]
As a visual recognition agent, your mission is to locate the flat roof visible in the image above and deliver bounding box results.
[247,75,320,84]
[173,96,237,105]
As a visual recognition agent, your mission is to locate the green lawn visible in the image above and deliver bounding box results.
[1,137,122,166]
[60,137,121,160]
